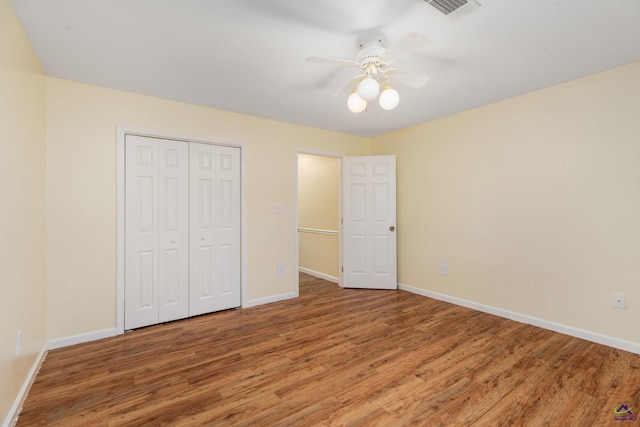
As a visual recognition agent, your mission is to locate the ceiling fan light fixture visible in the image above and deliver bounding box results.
[307,31,430,114]
[347,92,367,113]
[357,77,380,101]
[379,86,400,110]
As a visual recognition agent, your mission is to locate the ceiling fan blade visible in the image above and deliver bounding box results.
[332,75,362,97]
[306,56,360,68]
[379,32,430,65]
[384,69,430,88]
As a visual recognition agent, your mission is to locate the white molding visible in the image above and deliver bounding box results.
[298,267,339,284]
[294,150,300,296]
[116,125,247,335]
[47,328,117,350]
[298,227,338,236]
[294,147,345,159]
[3,346,47,427]
[116,128,125,335]
[6,327,120,426]
[240,141,248,317]
[116,125,245,148]
[243,292,298,308]
[399,282,640,355]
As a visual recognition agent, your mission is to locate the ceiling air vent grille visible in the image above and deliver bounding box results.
[424,0,471,15]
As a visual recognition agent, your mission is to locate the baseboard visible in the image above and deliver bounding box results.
[298,267,339,284]
[398,282,640,355]
[3,346,47,427]
[243,292,298,308]
[47,328,117,350]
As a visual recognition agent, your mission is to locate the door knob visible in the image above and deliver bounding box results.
[390,226,395,232]
[201,236,205,240]
[171,239,176,243]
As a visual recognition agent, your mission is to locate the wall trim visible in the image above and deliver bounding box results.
[398,282,640,355]
[3,346,47,427]
[243,292,298,309]
[47,328,117,350]
[7,328,118,426]
[298,227,338,236]
[298,267,339,284]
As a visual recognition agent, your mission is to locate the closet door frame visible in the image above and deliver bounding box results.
[116,126,246,335]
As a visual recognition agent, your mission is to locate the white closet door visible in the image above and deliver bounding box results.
[125,135,189,329]
[214,146,241,310]
[157,140,189,323]
[189,143,241,316]
[125,136,159,329]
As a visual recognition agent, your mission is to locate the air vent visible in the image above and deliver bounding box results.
[424,0,480,15]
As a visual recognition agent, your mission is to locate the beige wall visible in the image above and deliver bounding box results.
[45,78,370,340]
[371,61,640,344]
[3,3,639,419]
[298,154,339,278]
[0,0,47,422]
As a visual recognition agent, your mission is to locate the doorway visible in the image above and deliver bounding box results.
[295,150,342,290]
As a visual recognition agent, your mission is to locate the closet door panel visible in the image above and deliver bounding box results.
[189,143,217,316]
[125,136,160,329]
[215,146,241,310]
[158,140,189,322]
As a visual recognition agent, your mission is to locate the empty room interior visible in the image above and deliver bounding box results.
[2,0,640,425]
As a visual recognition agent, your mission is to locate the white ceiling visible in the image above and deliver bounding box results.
[12,0,640,137]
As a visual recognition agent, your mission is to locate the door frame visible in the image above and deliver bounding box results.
[116,125,247,335]
[294,147,343,291]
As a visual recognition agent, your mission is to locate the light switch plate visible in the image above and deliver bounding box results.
[442,264,449,276]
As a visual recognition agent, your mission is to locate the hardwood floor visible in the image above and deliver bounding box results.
[18,273,640,426]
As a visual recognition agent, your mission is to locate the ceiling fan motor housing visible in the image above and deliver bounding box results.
[356,34,386,68]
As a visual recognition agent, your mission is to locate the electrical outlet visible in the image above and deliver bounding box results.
[442,264,449,276]
[612,293,626,309]
[277,264,284,276]
[16,330,22,356]
[273,203,283,214]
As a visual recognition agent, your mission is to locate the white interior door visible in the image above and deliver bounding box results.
[189,143,241,315]
[125,135,189,329]
[342,155,397,289]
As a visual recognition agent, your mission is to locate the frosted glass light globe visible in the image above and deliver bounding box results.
[357,77,380,101]
[347,92,367,113]
[379,87,399,110]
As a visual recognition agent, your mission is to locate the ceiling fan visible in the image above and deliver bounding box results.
[306,31,431,113]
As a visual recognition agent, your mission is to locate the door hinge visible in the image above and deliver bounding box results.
[341,266,344,272]
[341,218,343,224]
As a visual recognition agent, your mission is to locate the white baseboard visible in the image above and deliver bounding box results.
[243,292,298,308]
[47,328,117,350]
[398,282,640,355]
[6,327,116,427]
[298,267,339,284]
[3,346,47,427]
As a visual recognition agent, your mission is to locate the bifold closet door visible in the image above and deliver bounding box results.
[125,135,189,330]
[189,143,241,316]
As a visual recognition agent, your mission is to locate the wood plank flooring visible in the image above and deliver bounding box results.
[18,273,640,426]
